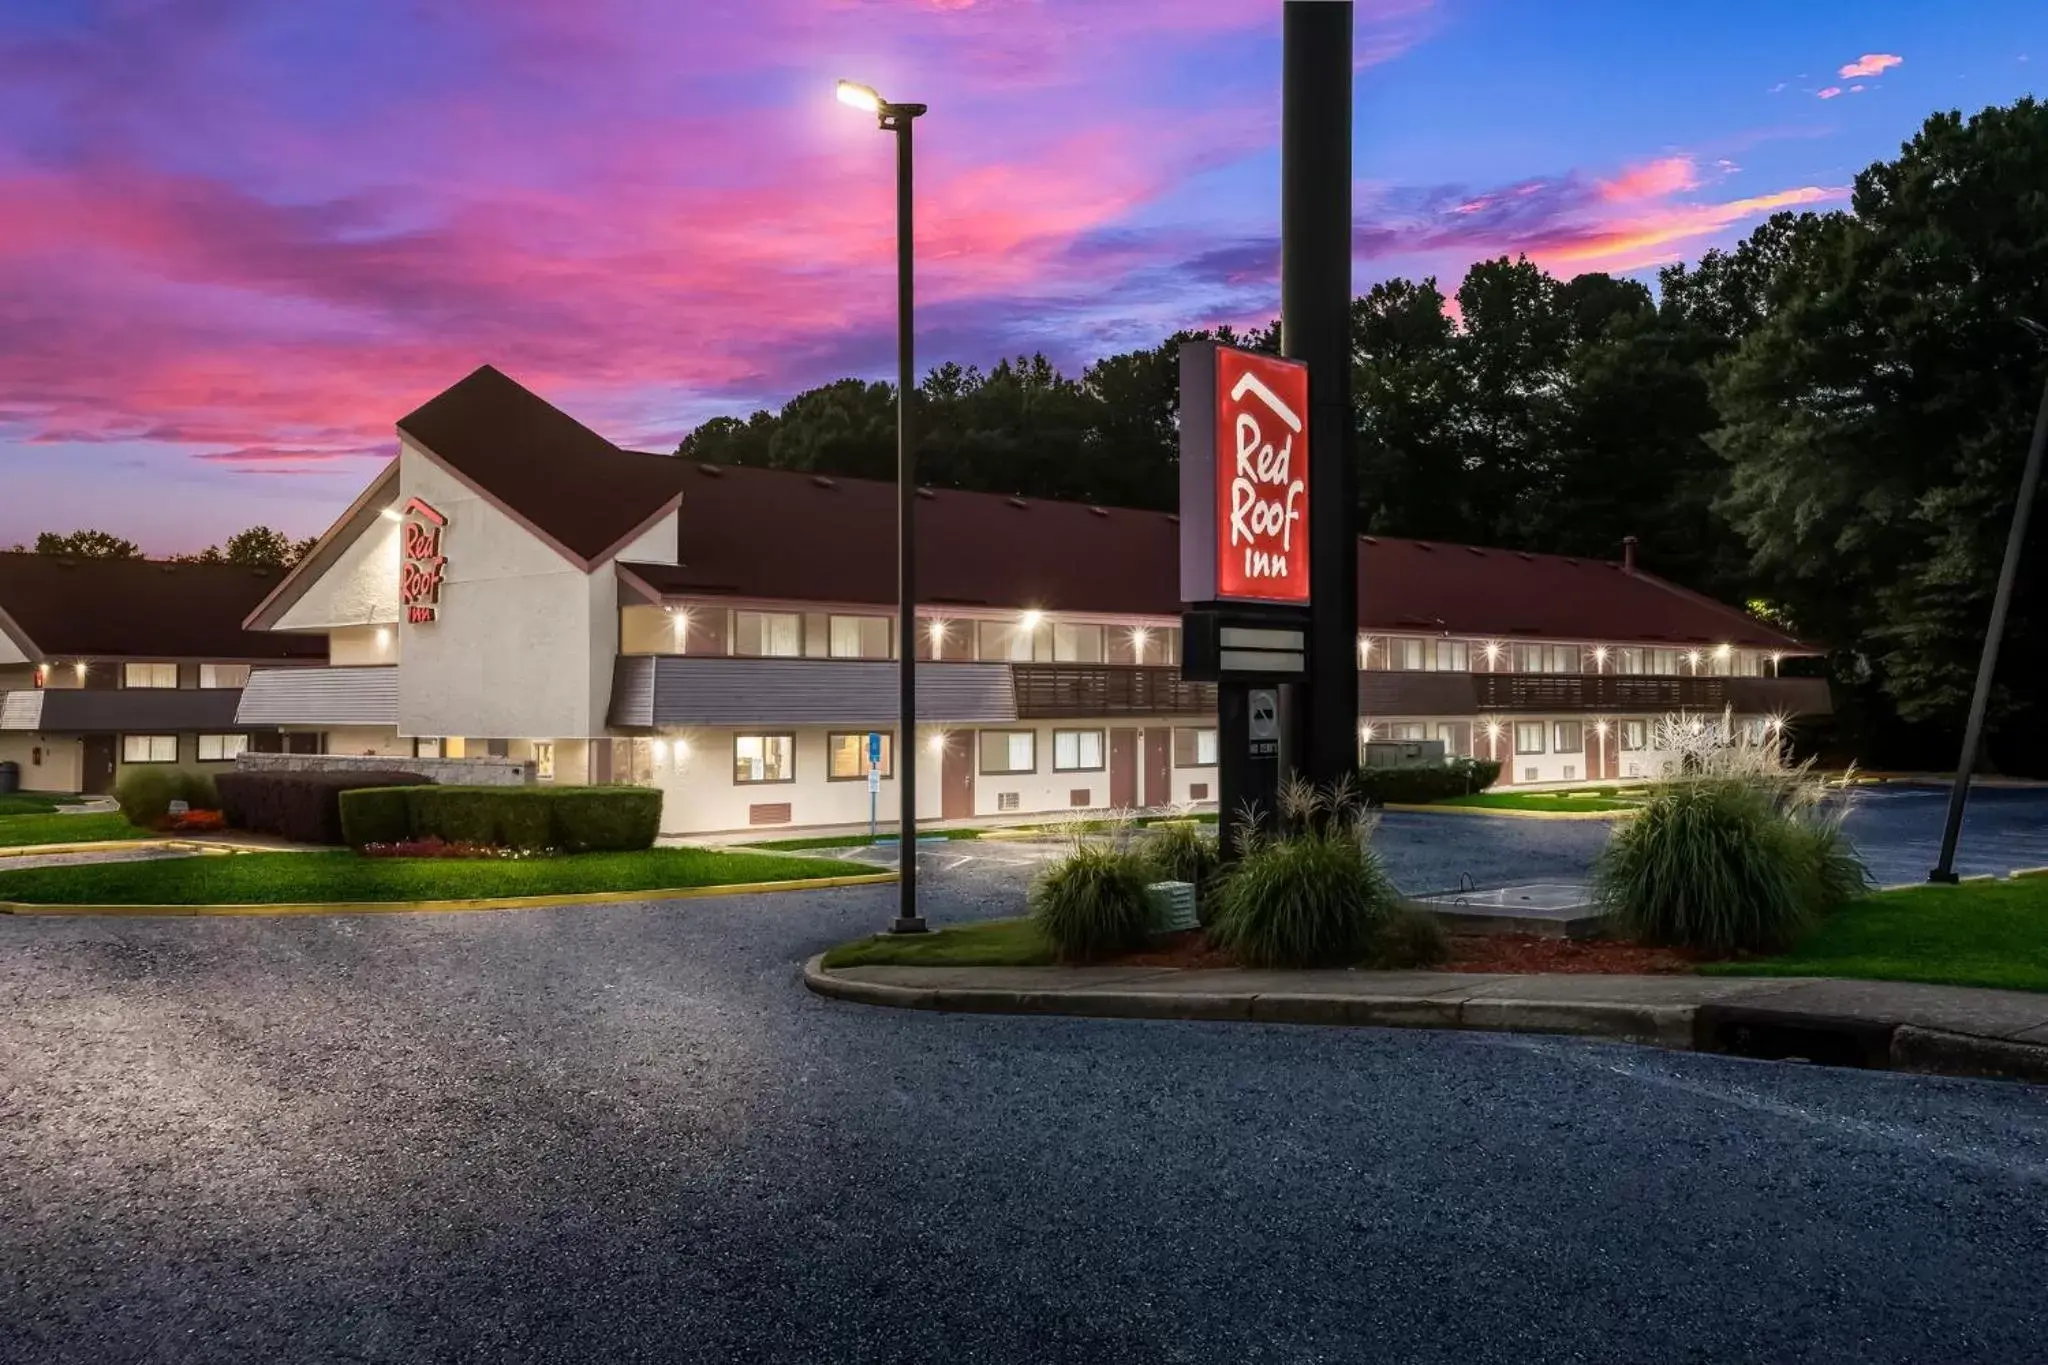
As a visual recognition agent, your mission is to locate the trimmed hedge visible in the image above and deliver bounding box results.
[1352,757,1501,805]
[114,768,219,828]
[338,784,661,853]
[216,771,427,845]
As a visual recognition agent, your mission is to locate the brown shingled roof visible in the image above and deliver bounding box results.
[622,462,1807,651]
[396,365,681,567]
[0,555,330,660]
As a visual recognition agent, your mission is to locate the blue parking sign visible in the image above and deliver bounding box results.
[868,731,882,766]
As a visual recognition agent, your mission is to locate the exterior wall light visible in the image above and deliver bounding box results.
[926,731,947,755]
[1593,646,1609,670]
[1019,609,1044,632]
[73,661,87,681]
[379,507,403,522]
[1130,626,1151,661]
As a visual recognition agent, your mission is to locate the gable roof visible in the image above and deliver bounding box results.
[396,365,681,567]
[0,554,329,661]
[621,462,1808,651]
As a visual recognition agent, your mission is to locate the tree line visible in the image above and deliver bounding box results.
[14,526,315,569]
[680,99,2047,773]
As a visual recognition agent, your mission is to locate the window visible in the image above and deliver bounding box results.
[1514,722,1545,755]
[1172,726,1219,767]
[196,733,246,762]
[1737,650,1764,677]
[1436,722,1473,758]
[1548,645,1580,673]
[977,619,1043,662]
[1620,720,1648,751]
[978,730,1037,775]
[732,611,802,657]
[1388,637,1425,670]
[199,663,250,689]
[534,741,555,781]
[122,734,177,763]
[1429,640,1470,672]
[827,615,891,659]
[828,731,893,780]
[123,662,177,689]
[733,733,794,783]
[1648,648,1680,676]
[1613,647,1645,675]
[1051,623,1105,663]
[1552,721,1583,754]
[1387,722,1426,741]
[413,737,443,759]
[1052,729,1105,771]
[1108,626,1172,665]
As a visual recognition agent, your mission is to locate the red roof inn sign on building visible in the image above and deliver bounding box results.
[399,497,449,623]
[1177,341,1311,605]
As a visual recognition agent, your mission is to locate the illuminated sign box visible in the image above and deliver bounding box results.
[1178,340,1311,607]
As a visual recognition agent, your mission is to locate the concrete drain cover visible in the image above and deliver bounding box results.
[1411,882,1608,939]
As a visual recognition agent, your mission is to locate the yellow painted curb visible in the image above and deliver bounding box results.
[2013,867,2048,880]
[0,837,175,859]
[0,871,899,918]
[1382,802,1631,821]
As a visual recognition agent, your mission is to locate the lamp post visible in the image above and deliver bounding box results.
[838,79,929,933]
[1929,319,2048,883]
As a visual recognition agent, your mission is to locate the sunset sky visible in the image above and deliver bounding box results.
[3,0,2043,551]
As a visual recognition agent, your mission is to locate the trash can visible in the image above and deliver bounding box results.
[0,761,18,794]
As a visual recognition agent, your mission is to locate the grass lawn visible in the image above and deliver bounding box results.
[0,812,151,849]
[822,916,1054,968]
[746,829,987,851]
[0,846,860,905]
[1433,792,1640,813]
[1700,877,2048,993]
[0,793,86,817]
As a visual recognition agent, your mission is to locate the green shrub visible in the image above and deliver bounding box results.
[217,771,427,844]
[1207,779,1401,967]
[338,787,414,847]
[1366,903,1450,969]
[1143,821,1220,896]
[177,770,218,812]
[1351,758,1501,805]
[114,767,181,827]
[1594,774,1870,954]
[550,786,662,852]
[1028,843,1155,962]
[339,785,663,853]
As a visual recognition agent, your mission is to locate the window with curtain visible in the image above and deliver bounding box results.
[1620,720,1648,750]
[828,732,892,779]
[197,734,246,762]
[122,734,177,763]
[733,612,802,657]
[1552,721,1583,753]
[1386,722,1427,740]
[1429,640,1470,672]
[1051,623,1104,663]
[199,664,250,689]
[1052,729,1104,771]
[1172,727,1218,767]
[827,615,891,659]
[1514,723,1545,755]
[976,620,1042,662]
[978,730,1037,774]
[123,662,177,689]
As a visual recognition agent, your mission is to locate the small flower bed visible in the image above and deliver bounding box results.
[358,836,555,860]
[163,809,227,833]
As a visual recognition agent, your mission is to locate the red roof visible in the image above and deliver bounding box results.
[623,462,1804,650]
[367,368,1806,652]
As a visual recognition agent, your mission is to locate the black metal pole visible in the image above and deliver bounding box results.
[1280,0,1358,790]
[891,109,926,933]
[1928,358,2048,882]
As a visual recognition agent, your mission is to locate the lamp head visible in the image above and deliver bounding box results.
[835,80,882,114]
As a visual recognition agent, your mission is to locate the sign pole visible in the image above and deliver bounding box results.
[1281,0,1357,789]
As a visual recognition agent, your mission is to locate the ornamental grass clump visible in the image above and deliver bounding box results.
[1594,716,1870,954]
[1028,840,1156,963]
[1142,817,1221,897]
[1206,777,1402,968]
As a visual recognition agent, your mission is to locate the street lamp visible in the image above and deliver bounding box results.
[839,78,929,934]
[1930,317,2048,882]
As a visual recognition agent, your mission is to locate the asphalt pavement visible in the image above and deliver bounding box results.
[4,855,2047,1364]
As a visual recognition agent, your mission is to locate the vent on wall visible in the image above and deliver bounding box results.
[1190,783,1209,801]
[1069,789,1091,807]
[1524,768,1539,783]
[749,803,793,825]
[996,791,1020,812]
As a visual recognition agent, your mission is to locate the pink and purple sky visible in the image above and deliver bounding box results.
[2,0,2042,552]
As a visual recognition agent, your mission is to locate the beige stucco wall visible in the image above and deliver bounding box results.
[0,734,81,792]
[642,720,1218,834]
[276,513,401,630]
[396,440,626,743]
[0,634,29,667]
[330,625,396,666]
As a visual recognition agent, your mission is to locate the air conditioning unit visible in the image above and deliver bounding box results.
[1563,765,1576,781]
[1524,767,1539,782]
[996,791,1020,811]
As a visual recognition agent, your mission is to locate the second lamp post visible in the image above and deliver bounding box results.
[837,79,928,934]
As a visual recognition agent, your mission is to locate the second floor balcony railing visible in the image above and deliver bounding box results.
[1009,664,1217,718]
[1361,671,1831,716]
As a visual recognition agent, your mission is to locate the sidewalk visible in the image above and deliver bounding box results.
[805,959,2048,1085]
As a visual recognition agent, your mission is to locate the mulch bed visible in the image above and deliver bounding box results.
[1106,929,1705,975]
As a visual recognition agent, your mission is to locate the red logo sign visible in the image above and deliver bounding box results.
[399,497,448,623]
[1213,348,1309,602]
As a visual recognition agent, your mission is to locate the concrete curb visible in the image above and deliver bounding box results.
[0,871,898,918]
[802,956,2048,1086]
[0,837,176,860]
[1381,802,1631,821]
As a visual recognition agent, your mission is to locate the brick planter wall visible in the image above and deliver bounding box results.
[233,752,535,787]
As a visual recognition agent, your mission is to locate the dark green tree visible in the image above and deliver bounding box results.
[35,529,140,559]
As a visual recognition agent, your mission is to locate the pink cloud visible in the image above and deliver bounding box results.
[1838,53,1902,79]
[1598,156,1699,202]
[1817,86,1843,99]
